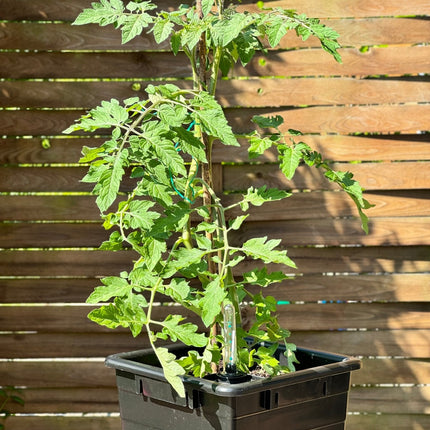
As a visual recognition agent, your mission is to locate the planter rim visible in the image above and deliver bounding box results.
[105,343,361,397]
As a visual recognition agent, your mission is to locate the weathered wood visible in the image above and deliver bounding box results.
[224,162,430,192]
[346,413,430,430]
[1,191,428,222]
[1,217,429,248]
[349,386,430,414]
[1,302,428,332]
[1,46,429,80]
[3,388,119,413]
[289,329,430,358]
[2,273,428,304]
[3,0,430,20]
[5,416,121,430]
[1,246,428,277]
[0,332,152,358]
[352,358,430,385]
[261,274,430,303]
[238,0,430,18]
[2,18,429,51]
[1,134,429,164]
[2,78,430,109]
[2,161,429,193]
[2,330,429,359]
[2,103,429,137]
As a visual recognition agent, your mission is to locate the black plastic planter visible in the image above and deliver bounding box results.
[106,343,360,430]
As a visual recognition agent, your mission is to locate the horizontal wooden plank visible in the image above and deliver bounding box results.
[0,0,172,21]
[2,104,429,137]
[1,46,429,80]
[228,104,430,135]
[1,246,428,277]
[2,162,429,194]
[2,77,430,109]
[1,191,429,222]
[4,416,120,430]
[2,18,429,51]
[276,303,430,330]
[0,217,429,247]
[1,329,428,358]
[263,274,430,303]
[2,357,428,389]
[2,0,430,20]
[224,162,430,191]
[289,329,430,358]
[2,273,428,304]
[3,388,118,413]
[349,386,430,414]
[0,51,191,80]
[238,0,430,18]
[0,332,152,358]
[352,358,430,385]
[346,413,430,430]
[2,134,429,164]
[1,302,428,332]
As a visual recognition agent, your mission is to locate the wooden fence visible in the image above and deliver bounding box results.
[0,0,429,429]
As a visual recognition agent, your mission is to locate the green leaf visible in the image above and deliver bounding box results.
[199,277,227,327]
[240,185,291,211]
[248,134,276,159]
[242,237,296,268]
[172,126,207,162]
[152,18,174,43]
[159,315,207,347]
[266,18,288,47]
[210,13,253,47]
[242,267,289,287]
[278,142,310,180]
[127,200,160,229]
[88,295,147,336]
[95,149,127,212]
[252,115,284,129]
[86,276,131,303]
[229,214,248,230]
[73,0,124,26]
[192,92,240,147]
[154,347,186,397]
[164,278,190,301]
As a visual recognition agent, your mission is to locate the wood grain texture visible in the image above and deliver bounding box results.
[1,18,428,51]
[1,302,428,332]
[1,46,429,80]
[1,191,428,221]
[1,330,428,359]
[2,78,430,109]
[1,135,429,164]
[0,217,429,247]
[1,246,428,277]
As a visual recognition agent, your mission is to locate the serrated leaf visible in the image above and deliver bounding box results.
[248,134,275,159]
[172,126,207,162]
[229,214,248,230]
[95,149,127,212]
[155,347,186,397]
[279,142,311,180]
[121,11,154,44]
[199,277,227,327]
[242,237,296,268]
[88,295,147,336]
[252,115,284,129]
[127,200,160,229]
[152,18,174,43]
[242,267,289,287]
[240,185,291,211]
[160,315,207,347]
[86,276,131,303]
[165,278,190,301]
